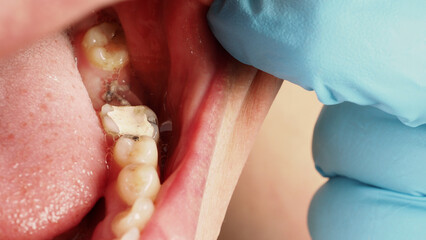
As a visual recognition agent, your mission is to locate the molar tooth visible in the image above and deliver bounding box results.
[111,198,154,237]
[114,227,140,240]
[82,22,116,48]
[114,136,158,168]
[87,46,129,71]
[82,22,129,71]
[116,163,160,205]
[99,104,159,139]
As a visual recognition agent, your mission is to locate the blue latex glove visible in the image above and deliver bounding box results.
[208,1,426,239]
[207,0,426,127]
[310,102,426,240]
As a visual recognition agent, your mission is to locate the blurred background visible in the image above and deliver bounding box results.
[219,81,326,240]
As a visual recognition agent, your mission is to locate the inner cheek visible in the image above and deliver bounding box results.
[115,3,171,109]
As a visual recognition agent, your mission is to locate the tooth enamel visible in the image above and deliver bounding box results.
[114,136,158,168]
[82,22,129,71]
[113,136,135,166]
[115,227,140,240]
[129,136,158,167]
[82,22,116,48]
[100,104,120,134]
[116,163,160,205]
[87,46,129,71]
[100,104,159,140]
[111,198,154,237]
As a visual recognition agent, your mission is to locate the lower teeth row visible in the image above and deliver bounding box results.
[100,104,161,239]
[81,20,161,239]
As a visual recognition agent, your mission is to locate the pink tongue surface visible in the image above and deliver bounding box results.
[0,33,106,239]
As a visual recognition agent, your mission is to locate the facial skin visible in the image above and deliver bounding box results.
[220,82,325,240]
[0,0,282,239]
[0,0,123,57]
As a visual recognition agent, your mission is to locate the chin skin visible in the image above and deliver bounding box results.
[0,0,282,239]
[219,82,325,240]
[194,68,282,239]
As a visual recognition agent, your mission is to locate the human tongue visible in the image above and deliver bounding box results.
[0,1,282,239]
[0,33,107,239]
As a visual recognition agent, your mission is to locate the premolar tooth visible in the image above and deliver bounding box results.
[82,22,129,71]
[100,104,158,139]
[114,136,158,168]
[116,163,160,205]
[113,136,135,166]
[111,198,154,238]
[129,136,158,167]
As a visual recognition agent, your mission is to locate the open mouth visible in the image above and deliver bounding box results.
[0,0,281,239]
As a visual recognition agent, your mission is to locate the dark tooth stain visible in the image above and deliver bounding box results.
[103,80,130,106]
[131,136,139,141]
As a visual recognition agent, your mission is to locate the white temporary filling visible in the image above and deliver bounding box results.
[100,104,159,141]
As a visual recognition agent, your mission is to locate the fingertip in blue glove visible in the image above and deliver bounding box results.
[309,103,426,240]
[208,0,426,127]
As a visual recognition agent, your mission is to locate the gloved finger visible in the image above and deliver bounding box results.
[208,0,426,126]
[313,102,426,196]
[0,0,123,57]
[308,177,426,240]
